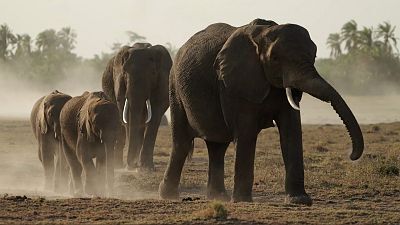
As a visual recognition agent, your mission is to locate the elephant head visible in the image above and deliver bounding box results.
[79,91,120,193]
[214,20,364,160]
[39,90,71,139]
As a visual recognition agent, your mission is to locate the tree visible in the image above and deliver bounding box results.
[14,34,31,58]
[57,27,77,52]
[376,21,398,54]
[341,20,359,52]
[36,29,58,53]
[164,42,178,59]
[126,31,146,45]
[358,27,374,53]
[326,33,342,58]
[0,24,17,60]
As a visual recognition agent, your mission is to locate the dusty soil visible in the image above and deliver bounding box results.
[0,119,399,224]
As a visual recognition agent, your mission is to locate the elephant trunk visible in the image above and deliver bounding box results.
[292,73,364,160]
[126,98,146,168]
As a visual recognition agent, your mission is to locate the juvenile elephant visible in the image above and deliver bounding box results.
[159,19,364,205]
[102,42,172,170]
[60,91,120,196]
[30,90,71,191]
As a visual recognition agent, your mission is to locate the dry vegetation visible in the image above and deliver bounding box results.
[0,119,399,224]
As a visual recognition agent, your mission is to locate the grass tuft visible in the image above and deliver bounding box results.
[378,164,400,176]
[195,201,228,220]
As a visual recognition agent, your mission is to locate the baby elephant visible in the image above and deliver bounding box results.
[60,91,121,196]
[30,90,71,191]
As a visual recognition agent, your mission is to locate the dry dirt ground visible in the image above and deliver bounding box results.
[0,119,399,224]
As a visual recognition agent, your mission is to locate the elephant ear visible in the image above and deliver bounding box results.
[38,101,48,134]
[214,28,270,104]
[79,106,95,142]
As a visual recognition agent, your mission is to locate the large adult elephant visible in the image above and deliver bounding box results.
[159,19,364,205]
[102,43,172,170]
[30,90,71,192]
[60,91,120,196]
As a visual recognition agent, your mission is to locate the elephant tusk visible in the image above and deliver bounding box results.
[145,99,152,123]
[123,98,128,124]
[285,88,300,111]
[54,124,57,139]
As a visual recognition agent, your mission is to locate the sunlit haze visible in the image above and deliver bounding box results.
[2,0,400,58]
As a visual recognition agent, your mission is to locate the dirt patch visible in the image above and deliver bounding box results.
[0,119,399,224]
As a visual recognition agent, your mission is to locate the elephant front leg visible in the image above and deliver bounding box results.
[276,107,312,206]
[232,133,257,202]
[139,110,164,171]
[62,137,83,196]
[206,141,229,201]
[114,125,125,169]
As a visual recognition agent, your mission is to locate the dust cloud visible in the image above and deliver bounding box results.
[0,67,102,119]
[0,67,399,200]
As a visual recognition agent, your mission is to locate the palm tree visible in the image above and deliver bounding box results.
[341,20,359,52]
[0,24,17,60]
[358,27,374,52]
[326,33,342,58]
[57,27,77,51]
[36,29,58,53]
[14,34,31,57]
[126,31,146,45]
[376,21,398,53]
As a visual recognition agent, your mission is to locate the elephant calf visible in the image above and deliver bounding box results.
[30,90,71,192]
[60,91,121,196]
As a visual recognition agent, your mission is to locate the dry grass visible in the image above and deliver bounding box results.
[0,119,399,224]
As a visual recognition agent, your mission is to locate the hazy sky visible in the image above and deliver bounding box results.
[1,0,399,58]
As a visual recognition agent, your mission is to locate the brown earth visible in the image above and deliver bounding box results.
[0,119,399,224]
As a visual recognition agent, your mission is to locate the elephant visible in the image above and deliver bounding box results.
[159,18,364,205]
[102,42,172,171]
[60,91,121,196]
[30,90,71,192]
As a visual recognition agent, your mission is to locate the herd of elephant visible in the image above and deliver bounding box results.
[30,19,364,206]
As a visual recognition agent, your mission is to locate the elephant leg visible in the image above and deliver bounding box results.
[95,145,107,196]
[54,141,69,193]
[159,100,193,200]
[81,157,97,196]
[276,107,312,206]
[40,136,55,191]
[139,108,164,171]
[232,134,257,202]
[77,139,98,196]
[62,137,83,195]
[205,141,229,201]
[114,125,125,169]
[232,114,259,202]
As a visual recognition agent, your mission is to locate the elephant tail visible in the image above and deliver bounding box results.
[186,140,194,162]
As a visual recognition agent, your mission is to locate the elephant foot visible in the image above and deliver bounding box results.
[231,194,253,203]
[207,190,230,202]
[159,181,179,200]
[285,193,313,206]
[138,161,155,172]
[125,163,139,171]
